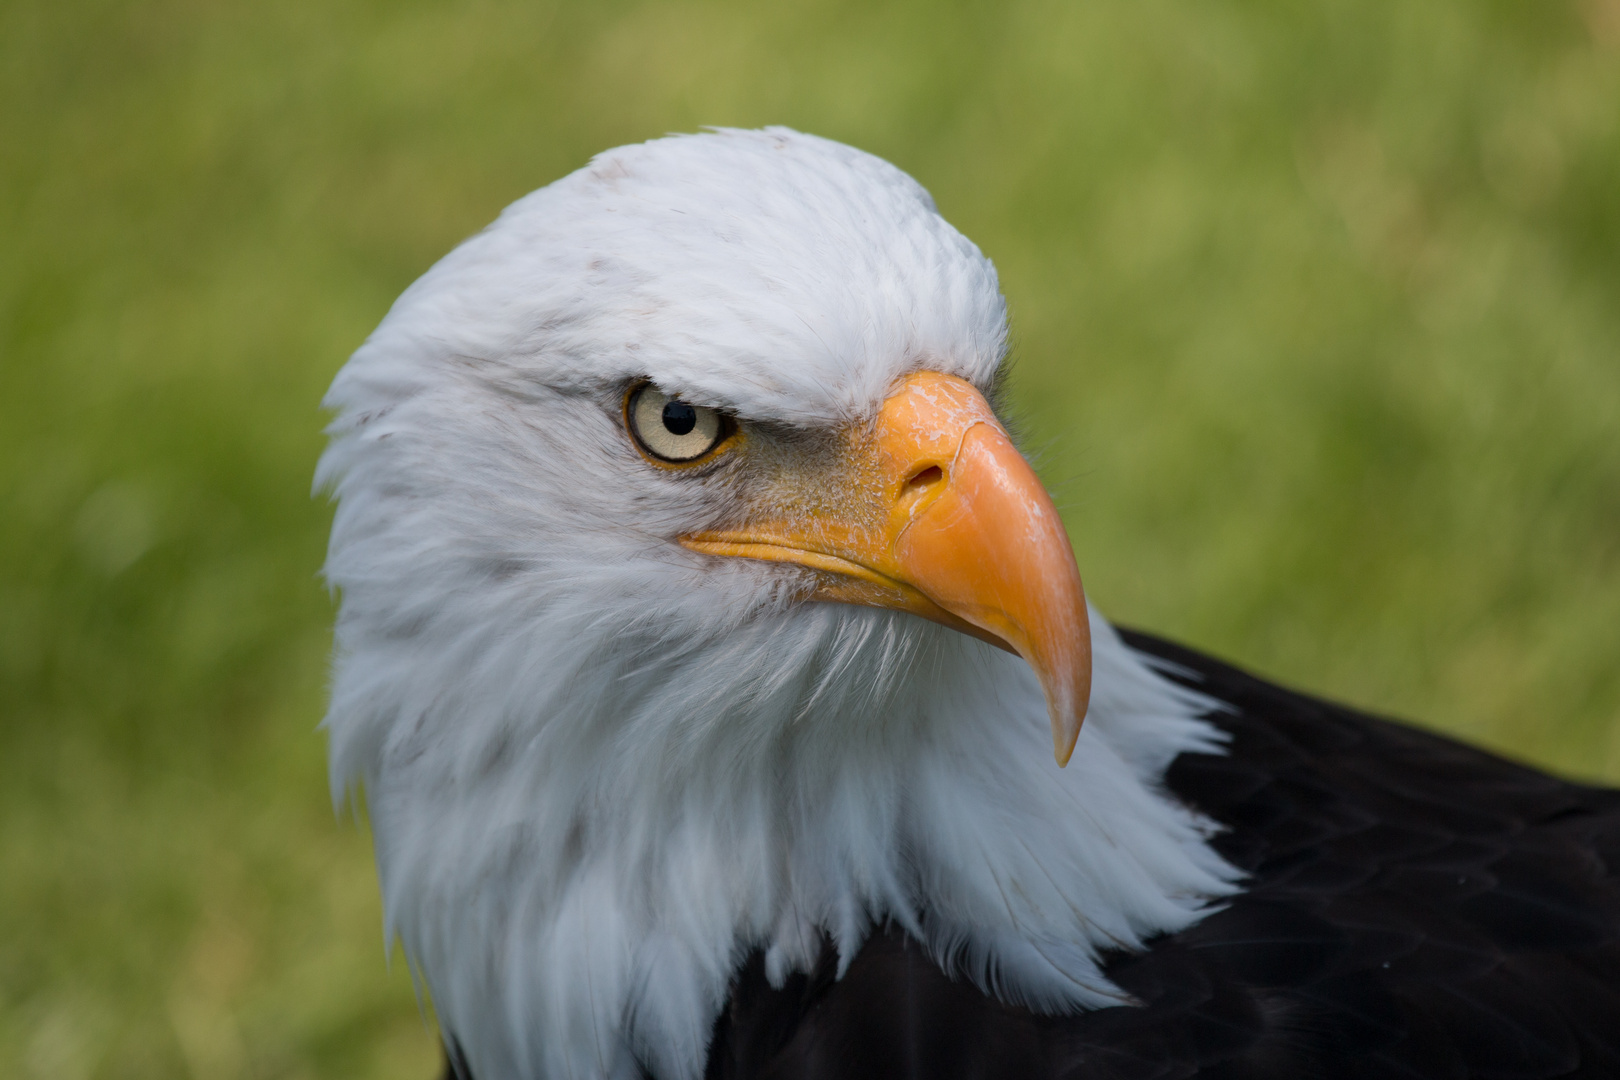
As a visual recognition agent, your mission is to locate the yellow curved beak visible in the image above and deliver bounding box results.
[681,372,1092,765]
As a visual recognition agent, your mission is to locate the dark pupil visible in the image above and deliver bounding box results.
[661,400,697,436]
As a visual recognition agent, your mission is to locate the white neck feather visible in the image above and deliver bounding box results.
[329,597,1239,1080]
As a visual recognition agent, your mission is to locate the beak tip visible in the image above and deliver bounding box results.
[1050,707,1085,768]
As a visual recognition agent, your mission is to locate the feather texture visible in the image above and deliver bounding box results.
[319,130,1241,1080]
[696,631,1620,1079]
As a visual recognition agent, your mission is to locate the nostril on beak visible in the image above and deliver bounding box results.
[905,464,944,491]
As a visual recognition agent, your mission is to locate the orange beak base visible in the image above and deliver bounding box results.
[682,372,1092,765]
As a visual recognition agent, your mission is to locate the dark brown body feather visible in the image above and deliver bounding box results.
[448,630,1620,1079]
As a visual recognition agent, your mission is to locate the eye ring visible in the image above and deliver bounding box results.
[624,382,735,465]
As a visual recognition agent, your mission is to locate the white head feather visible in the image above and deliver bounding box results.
[318,127,1240,1080]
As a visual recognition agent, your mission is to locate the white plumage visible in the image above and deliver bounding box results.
[318,128,1238,1080]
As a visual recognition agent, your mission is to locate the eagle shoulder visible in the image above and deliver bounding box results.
[697,630,1620,1080]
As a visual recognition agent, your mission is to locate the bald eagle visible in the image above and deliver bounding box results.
[318,128,1620,1080]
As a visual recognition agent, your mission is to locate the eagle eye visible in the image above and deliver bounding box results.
[627,383,729,464]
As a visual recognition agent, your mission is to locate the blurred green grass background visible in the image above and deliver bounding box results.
[3,0,1618,1076]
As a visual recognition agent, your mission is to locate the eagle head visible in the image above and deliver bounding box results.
[318,127,1236,1080]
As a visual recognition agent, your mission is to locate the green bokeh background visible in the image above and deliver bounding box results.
[3,1,1618,1076]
